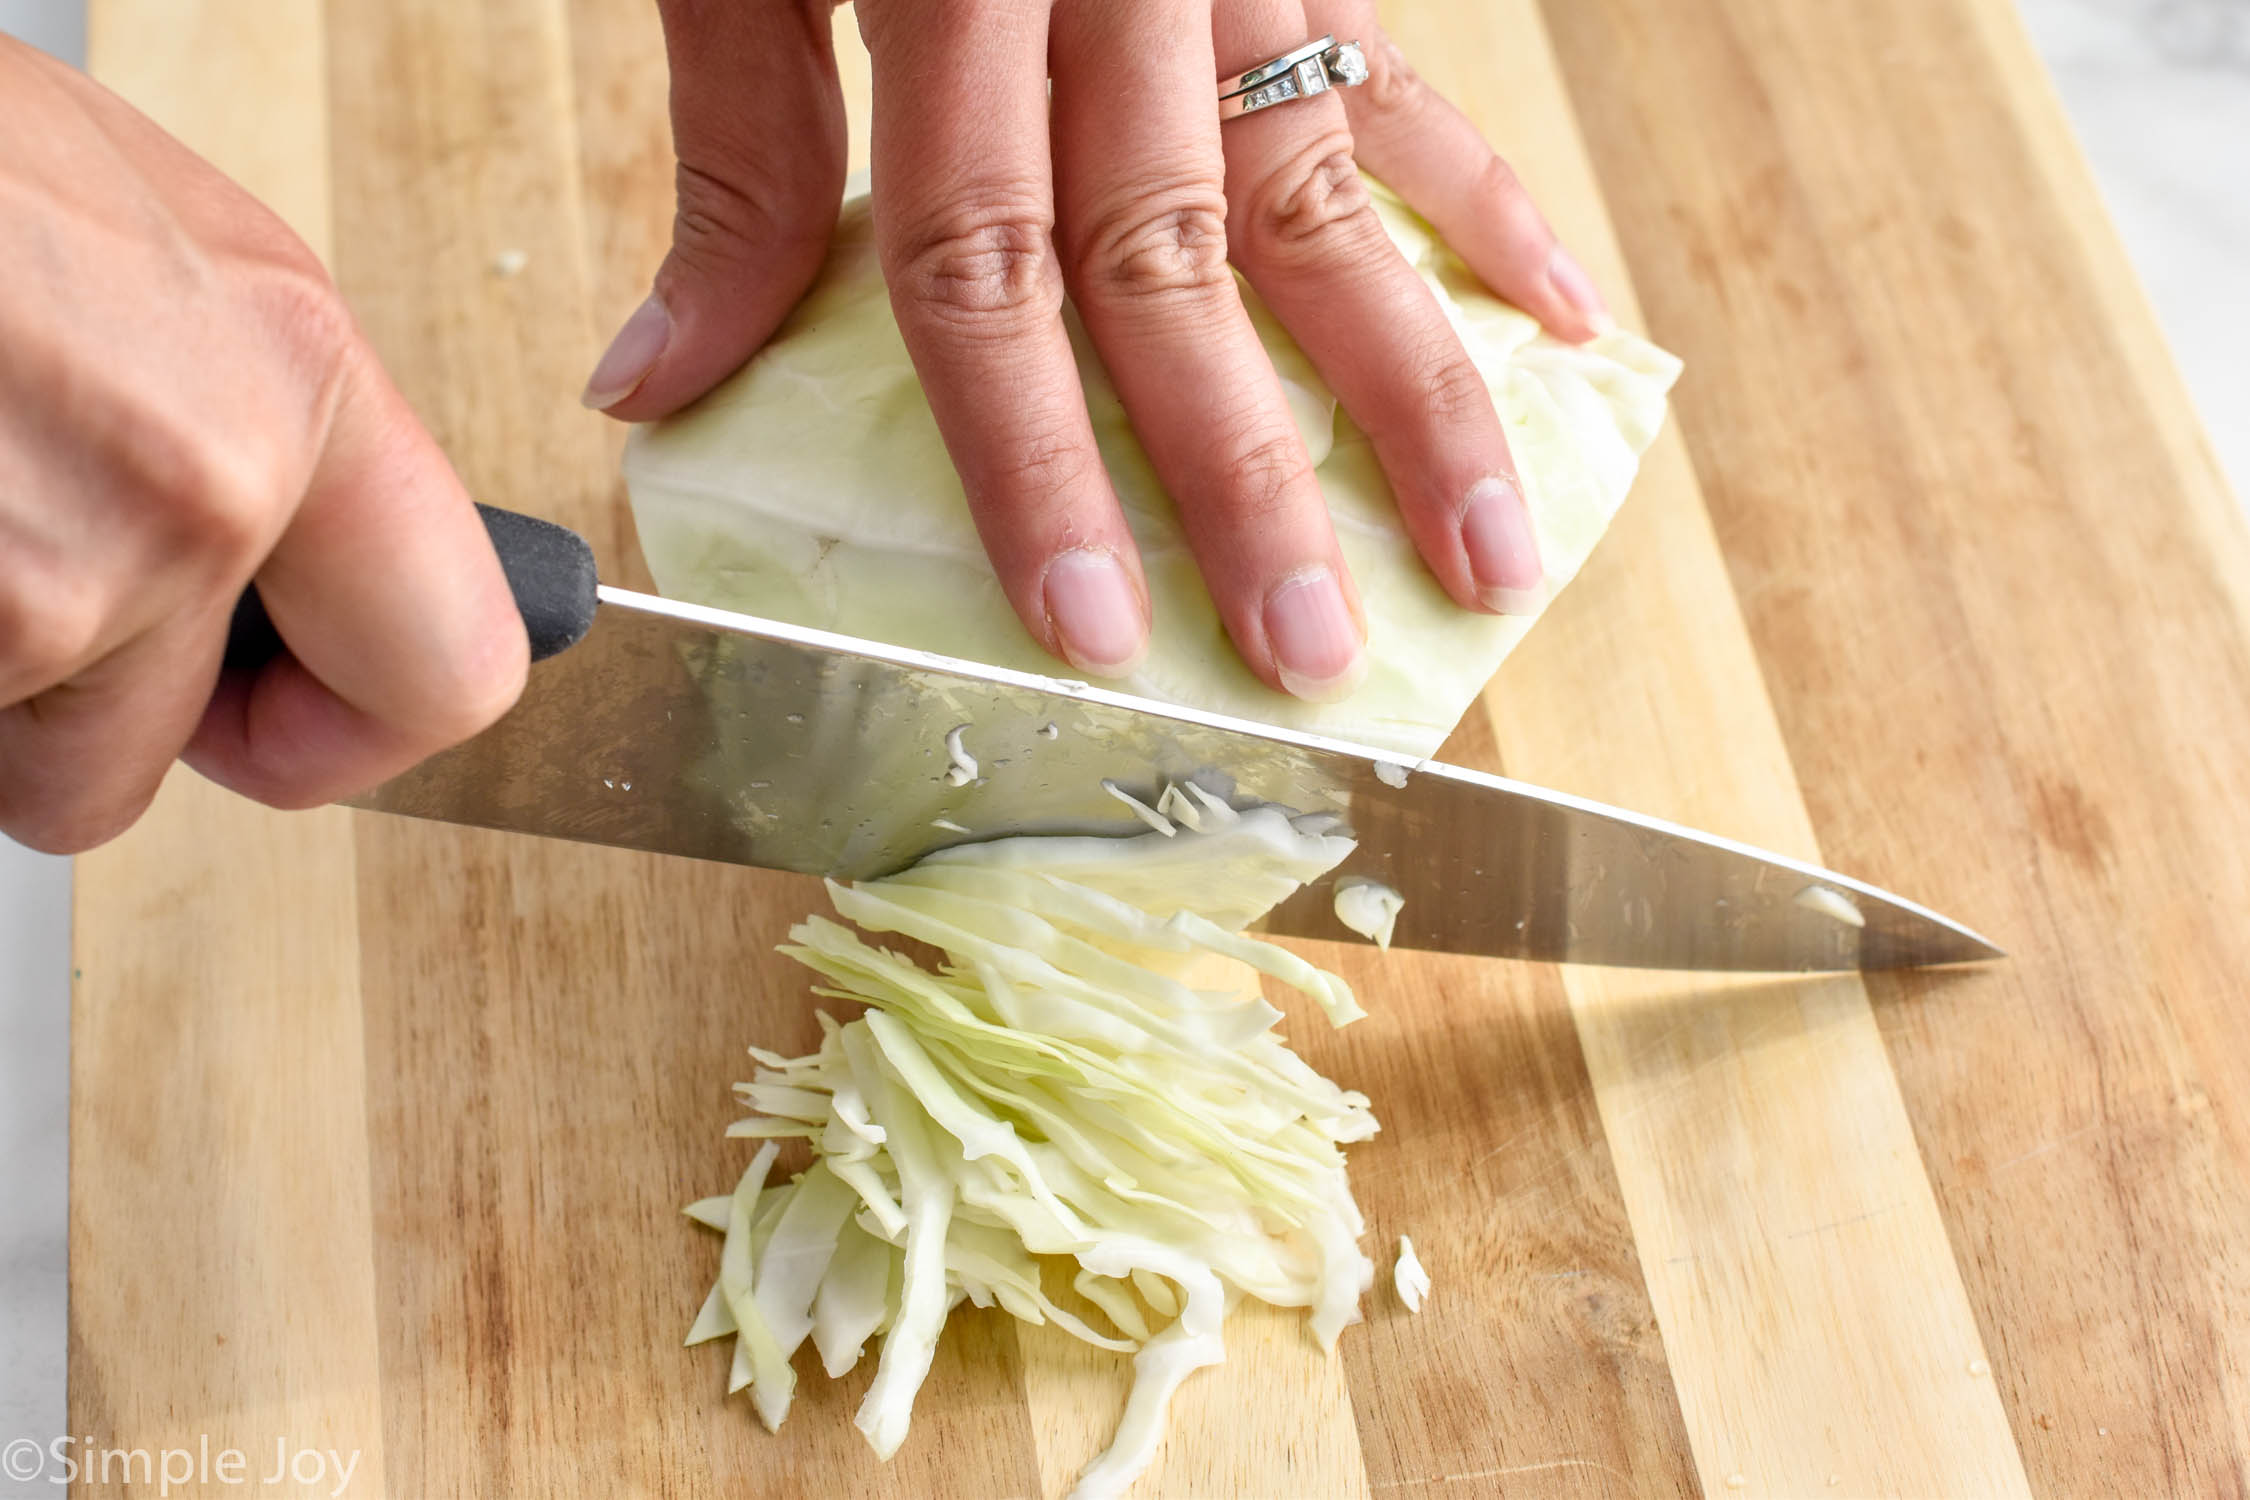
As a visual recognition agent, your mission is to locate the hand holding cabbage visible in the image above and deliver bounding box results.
[585,0,1614,700]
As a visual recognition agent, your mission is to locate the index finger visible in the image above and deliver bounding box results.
[185,351,528,808]
[858,0,1151,678]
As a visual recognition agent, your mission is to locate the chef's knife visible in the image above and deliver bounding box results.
[227,505,2001,971]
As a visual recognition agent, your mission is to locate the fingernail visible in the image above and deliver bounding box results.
[1044,549,1147,676]
[1264,567,1366,702]
[1461,476,1546,615]
[581,293,671,409]
[1545,246,1613,335]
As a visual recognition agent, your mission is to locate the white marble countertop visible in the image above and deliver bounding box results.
[3,0,2245,1454]
[2017,0,2250,497]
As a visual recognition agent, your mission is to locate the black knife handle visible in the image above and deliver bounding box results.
[222,503,599,672]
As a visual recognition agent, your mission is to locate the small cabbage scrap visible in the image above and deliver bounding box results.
[1332,878,1406,951]
[687,792,1378,1498]
[1393,1235,1431,1314]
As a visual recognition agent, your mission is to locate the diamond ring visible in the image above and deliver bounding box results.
[1218,36,1370,121]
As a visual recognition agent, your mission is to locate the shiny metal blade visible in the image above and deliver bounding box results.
[354,586,2001,971]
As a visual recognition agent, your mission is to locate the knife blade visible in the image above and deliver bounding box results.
[319,510,1999,971]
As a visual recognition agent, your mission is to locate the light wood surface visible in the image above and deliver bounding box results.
[1543,1,2250,1493]
[1426,7,2024,1493]
[72,7,391,1497]
[69,1,2250,1497]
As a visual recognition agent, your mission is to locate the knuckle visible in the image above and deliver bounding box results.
[1465,152,1554,281]
[887,197,1062,331]
[49,253,354,587]
[991,420,1101,510]
[1241,142,1377,263]
[183,460,278,570]
[670,159,790,270]
[1220,426,1315,528]
[1413,341,1495,429]
[256,257,359,374]
[1471,151,1533,218]
[226,202,333,284]
[222,268,357,547]
[1072,190,1233,303]
[126,414,288,575]
[1361,35,1427,120]
[0,578,104,688]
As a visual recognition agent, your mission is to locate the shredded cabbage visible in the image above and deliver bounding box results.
[686,791,1376,1498]
[625,178,1680,759]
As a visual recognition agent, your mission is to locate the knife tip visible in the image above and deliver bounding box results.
[1904,920,2007,968]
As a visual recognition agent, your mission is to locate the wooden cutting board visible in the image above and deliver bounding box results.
[68,1,2250,1496]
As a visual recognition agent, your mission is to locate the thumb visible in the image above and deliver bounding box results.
[583,0,849,420]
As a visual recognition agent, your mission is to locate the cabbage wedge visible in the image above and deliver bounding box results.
[625,179,1679,759]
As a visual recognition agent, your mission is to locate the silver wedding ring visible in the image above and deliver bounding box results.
[1218,35,1369,121]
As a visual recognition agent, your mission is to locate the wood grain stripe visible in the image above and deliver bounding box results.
[1544,0,2250,1491]
[1428,1,2032,1493]
[1321,944,1697,1500]
[74,6,388,1495]
[1493,440,2031,1498]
